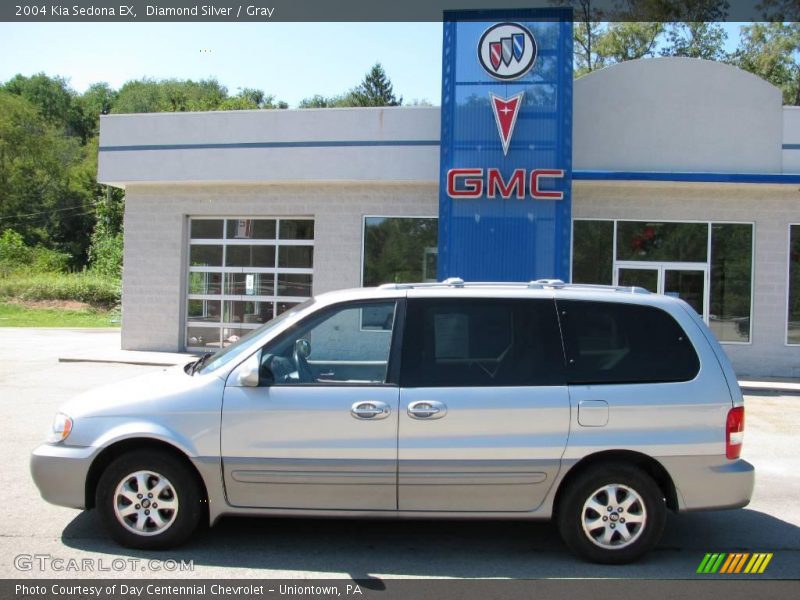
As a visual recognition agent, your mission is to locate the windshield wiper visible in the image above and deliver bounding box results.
[190,352,213,375]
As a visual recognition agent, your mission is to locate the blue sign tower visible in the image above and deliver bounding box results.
[438,8,573,282]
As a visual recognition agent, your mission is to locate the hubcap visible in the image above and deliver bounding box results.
[581,483,646,550]
[113,470,179,536]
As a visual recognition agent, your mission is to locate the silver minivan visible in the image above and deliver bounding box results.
[31,280,754,563]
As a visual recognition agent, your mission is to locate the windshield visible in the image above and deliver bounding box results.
[196,298,316,374]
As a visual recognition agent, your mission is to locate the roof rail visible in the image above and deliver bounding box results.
[376,279,651,294]
[528,279,566,289]
[442,277,465,287]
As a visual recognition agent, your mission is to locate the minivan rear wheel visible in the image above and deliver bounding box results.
[96,450,202,549]
[557,463,666,564]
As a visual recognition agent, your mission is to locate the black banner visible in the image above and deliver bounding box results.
[0,0,797,23]
[6,579,800,600]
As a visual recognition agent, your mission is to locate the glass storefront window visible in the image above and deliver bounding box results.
[226,219,276,240]
[278,246,314,268]
[186,217,314,351]
[572,220,613,285]
[788,225,800,344]
[223,300,274,325]
[225,273,275,296]
[278,274,313,297]
[616,221,707,262]
[225,245,276,268]
[571,219,753,344]
[280,220,315,240]
[187,300,221,323]
[362,217,438,286]
[189,245,222,267]
[190,219,223,239]
[710,224,753,343]
[188,272,222,295]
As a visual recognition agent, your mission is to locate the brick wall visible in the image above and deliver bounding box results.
[122,179,800,378]
[121,182,438,352]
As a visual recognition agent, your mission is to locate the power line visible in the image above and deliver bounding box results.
[0,202,98,222]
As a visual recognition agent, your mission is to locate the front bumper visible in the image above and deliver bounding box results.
[660,456,755,512]
[30,443,96,509]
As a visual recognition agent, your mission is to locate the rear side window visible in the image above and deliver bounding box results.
[400,298,565,387]
[558,300,700,385]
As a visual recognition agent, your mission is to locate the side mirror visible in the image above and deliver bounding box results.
[230,352,261,388]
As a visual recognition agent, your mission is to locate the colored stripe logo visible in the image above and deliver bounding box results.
[696,553,773,574]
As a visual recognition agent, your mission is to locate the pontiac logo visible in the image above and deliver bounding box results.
[477,22,537,80]
[490,92,523,155]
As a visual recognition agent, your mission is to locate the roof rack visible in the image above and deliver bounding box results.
[378,279,651,294]
[378,277,651,294]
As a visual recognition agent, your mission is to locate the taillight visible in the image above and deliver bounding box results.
[726,406,745,459]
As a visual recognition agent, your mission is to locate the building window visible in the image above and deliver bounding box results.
[362,217,438,286]
[572,220,613,285]
[616,221,708,262]
[788,225,800,345]
[186,217,314,351]
[710,224,753,344]
[572,220,753,344]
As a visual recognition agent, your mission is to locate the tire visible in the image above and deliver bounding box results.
[96,450,203,549]
[556,463,666,564]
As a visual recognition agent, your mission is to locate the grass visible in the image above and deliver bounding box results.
[0,301,119,328]
[0,271,121,309]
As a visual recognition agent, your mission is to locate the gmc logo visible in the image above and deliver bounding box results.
[447,168,565,200]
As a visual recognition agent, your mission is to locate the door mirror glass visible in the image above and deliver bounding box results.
[230,352,261,387]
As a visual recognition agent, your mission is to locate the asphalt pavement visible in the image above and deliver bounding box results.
[1,328,798,580]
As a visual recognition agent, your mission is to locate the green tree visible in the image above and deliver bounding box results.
[1,73,90,140]
[218,88,288,110]
[350,63,402,107]
[112,78,228,113]
[574,19,609,76]
[660,22,728,60]
[298,93,352,108]
[0,91,94,265]
[299,64,403,108]
[560,0,610,76]
[77,82,117,139]
[595,22,665,63]
[732,22,800,105]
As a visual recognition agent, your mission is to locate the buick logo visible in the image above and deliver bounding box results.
[477,22,537,80]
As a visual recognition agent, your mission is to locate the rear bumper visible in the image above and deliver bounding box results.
[30,444,96,510]
[660,456,755,512]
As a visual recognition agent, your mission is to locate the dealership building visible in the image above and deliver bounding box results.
[98,33,800,377]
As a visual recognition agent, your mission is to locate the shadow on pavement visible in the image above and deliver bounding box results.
[60,508,800,579]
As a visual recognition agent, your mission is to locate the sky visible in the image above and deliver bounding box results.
[0,22,744,108]
[0,22,444,107]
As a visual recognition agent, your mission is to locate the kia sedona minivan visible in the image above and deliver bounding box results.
[31,279,754,563]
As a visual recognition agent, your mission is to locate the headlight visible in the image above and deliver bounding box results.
[47,412,73,444]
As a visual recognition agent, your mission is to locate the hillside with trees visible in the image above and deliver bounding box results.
[0,28,799,323]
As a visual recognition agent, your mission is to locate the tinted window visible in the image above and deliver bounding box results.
[558,300,699,384]
[400,299,565,387]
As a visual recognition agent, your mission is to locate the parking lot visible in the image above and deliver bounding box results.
[1,328,798,580]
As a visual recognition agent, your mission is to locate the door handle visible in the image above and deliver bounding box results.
[351,401,391,420]
[407,400,447,420]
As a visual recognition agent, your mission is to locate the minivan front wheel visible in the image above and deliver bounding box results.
[557,464,666,564]
[96,450,202,549]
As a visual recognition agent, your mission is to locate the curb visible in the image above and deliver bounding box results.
[58,356,194,368]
